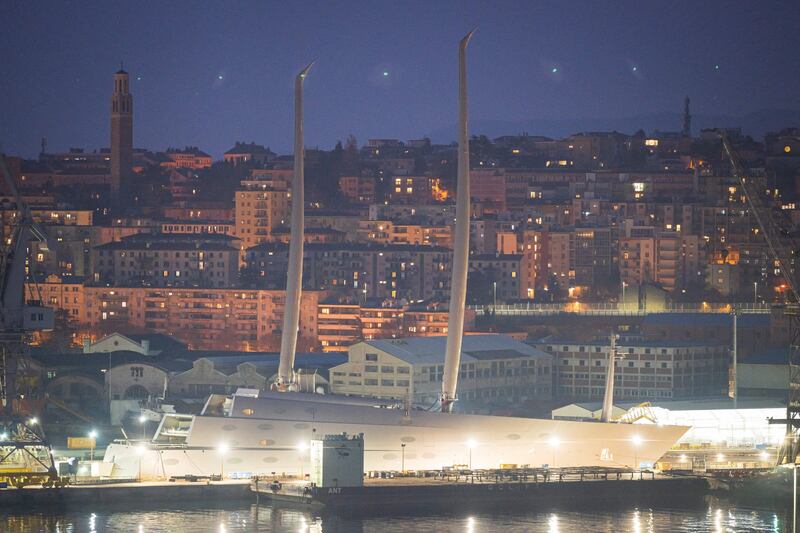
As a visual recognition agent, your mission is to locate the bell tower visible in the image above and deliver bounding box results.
[110,65,133,200]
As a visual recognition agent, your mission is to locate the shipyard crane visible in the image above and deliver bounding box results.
[0,154,60,487]
[717,132,800,465]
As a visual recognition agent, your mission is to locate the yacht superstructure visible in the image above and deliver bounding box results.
[105,392,689,479]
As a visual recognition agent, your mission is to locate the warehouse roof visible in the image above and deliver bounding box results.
[361,334,550,365]
[641,313,769,327]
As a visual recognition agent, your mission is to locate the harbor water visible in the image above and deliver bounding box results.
[1,501,790,532]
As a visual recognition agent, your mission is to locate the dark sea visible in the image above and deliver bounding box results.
[0,500,791,533]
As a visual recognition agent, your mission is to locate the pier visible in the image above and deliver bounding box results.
[0,479,250,509]
[250,467,710,511]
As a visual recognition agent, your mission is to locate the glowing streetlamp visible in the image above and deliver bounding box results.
[217,442,229,480]
[139,414,147,440]
[466,438,477,470]
[548,436,560,468]
[297,441,309,478]
[88,430,98,461]
[621,281,627,310]
[135,444,146,482]
[630,435,643,470]
[28,417,39,426]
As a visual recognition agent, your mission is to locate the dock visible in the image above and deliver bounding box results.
[0,479,251,509]
[251,468,710,511]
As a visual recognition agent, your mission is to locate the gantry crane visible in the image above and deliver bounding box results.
[718,132,800,465]
[0,154,61,487]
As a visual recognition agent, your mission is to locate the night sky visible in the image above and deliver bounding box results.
[2,1,799,158]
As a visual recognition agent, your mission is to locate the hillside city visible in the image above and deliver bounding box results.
[2,68,796,423]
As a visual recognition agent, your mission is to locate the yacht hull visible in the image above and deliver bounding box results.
[105,395,688,479]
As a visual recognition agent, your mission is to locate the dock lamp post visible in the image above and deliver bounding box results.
[297,441,309,479]
[88,430,98,461]
[466,439,477,470]
[401,442,406,473]
[217,443,229,480]
[139,415,147,440]
[135,444,146,482]
[630,435,643,471]
[548,436,560,468]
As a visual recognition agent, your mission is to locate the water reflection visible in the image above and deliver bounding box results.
[0,503,786,532]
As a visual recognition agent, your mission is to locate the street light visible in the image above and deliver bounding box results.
[621,281,627,310]
[28,417,39,426]
[466,438,477,470]
[754,281,758,304]
[88,430,98,461]
[492,282,497,308]
[135,444,146,482]
[548,436,560,468]
[630,435,643,470]
[297,441,309,478]
[401,442,406,473]
[139,415,147,440]
[217,442,229,480]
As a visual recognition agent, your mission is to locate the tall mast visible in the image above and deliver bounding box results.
[275,62,314,391]
[441,30,475,413]
[600,333,620,422]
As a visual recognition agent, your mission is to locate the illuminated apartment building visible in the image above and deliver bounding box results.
[234,170,292,250]
[30,278,323,351]
[92,233,240,288]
